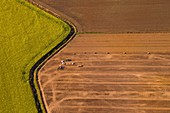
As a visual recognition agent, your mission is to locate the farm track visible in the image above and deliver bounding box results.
[27,0,76,112]
[28,0,170,113]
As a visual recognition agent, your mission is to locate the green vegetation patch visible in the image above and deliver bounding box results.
[0,0,70,112]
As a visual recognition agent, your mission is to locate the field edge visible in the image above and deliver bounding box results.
[22,0,77,112]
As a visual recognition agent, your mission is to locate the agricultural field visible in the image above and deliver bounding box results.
[40,34,170,113]
[0,0,70,112]
[29,0,170,33]
[27,0,170,113]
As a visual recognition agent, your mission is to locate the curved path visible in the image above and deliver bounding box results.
[27,0,76,112]
[28,0,170,113]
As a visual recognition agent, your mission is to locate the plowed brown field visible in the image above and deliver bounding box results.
[39,34,170,113]
[29,0,170,33]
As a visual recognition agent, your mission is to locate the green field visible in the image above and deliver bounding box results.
[0,0,70,112]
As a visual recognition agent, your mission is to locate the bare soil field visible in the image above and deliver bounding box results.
[29,0,170,33]
[39,34,170,113]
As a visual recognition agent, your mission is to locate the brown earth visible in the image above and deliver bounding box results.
[29,0,170,33]
[39,34,170,113]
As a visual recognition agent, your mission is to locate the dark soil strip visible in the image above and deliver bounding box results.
[26,0,77,112]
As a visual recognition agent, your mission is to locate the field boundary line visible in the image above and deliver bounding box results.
[24,0,77,112]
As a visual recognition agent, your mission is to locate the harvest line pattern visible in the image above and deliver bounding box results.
[40,34,170,113]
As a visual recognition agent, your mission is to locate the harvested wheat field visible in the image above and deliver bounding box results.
[29,0,170,33]
[39,34,170,113]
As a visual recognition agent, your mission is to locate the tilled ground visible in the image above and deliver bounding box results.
[29,0,170,33]
[39,34,170,113]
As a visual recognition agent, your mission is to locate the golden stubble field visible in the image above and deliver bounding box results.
[39,34,170,113]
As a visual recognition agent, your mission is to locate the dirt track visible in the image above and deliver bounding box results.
[27,0,170,112]
[40,34,170,113]
[29,0,170,33]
